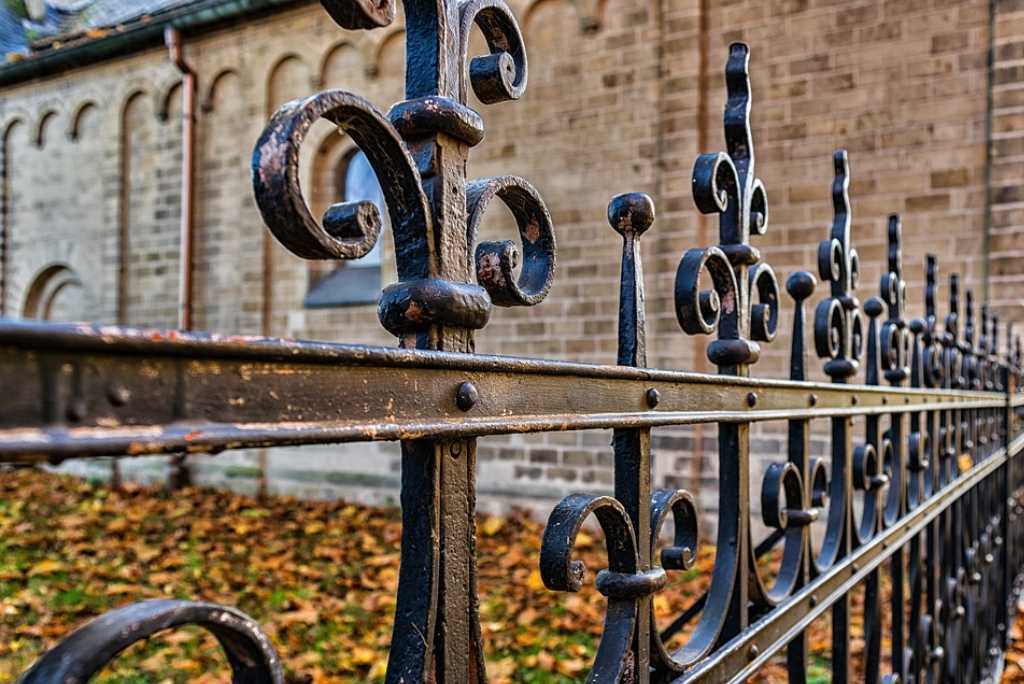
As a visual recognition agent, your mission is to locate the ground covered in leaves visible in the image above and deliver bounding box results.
[1,469,1023,683]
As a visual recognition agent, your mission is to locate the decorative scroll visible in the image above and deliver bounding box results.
[17,600,283,684]
[252,0,555,346]
[675,42,779,371]
[814,149,862,381]
[4,12,1024,684]
[251,1,556,681]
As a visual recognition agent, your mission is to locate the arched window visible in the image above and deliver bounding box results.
[340,150,384,267]
[305,149,385,307]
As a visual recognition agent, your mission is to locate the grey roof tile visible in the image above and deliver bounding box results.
[2,0,203,58]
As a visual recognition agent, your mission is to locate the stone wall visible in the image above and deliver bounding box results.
[0,0,1021,519]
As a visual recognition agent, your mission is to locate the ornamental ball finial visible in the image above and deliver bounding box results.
[786,271,817,302]
[608,192,655,238]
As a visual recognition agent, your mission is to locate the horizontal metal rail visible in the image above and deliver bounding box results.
[3,6,1024,681]
[0,321,1004,462]
[681,433,1024,683]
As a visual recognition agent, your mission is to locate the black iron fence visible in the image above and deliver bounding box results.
[3,0,1024,682]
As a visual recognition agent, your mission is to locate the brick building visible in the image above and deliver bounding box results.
[1,0,1023,516]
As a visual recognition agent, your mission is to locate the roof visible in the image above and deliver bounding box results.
[0,0,306,86]
[1,0,201,59]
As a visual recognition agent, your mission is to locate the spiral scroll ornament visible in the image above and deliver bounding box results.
[880,215,911,386]
[814,149,863,381]
[252,0,555,347]
[250,2,557,681]
[675,43,779,372]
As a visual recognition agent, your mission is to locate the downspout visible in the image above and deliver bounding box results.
[165,27,197,332]
[165,27,197,491]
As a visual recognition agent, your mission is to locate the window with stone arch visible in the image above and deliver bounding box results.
[305,146,386,307]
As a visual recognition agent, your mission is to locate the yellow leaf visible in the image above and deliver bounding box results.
[480,516,504,536]
[557,657,587,676]
[105,583,144,595]
[27,559,66,577]
[140,652,167,672]
[351,646,376,665]
[134,545,161,562]
[170,658,200,671]
[278,608,319,626]
[487,657,516,678]
[526,569,545,591]
[516,607,538,626]
[368,659,388,679]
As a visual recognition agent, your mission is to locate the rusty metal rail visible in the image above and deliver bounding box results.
[0,321,1006,462]
[3,0,1024,682]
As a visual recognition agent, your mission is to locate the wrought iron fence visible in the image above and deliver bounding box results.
[2,0,1024,682]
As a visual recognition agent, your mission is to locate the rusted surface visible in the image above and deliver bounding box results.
[250,0,548,680]
[0,321,1005,464]
[17,600,283,684]
[3,4,1024,682]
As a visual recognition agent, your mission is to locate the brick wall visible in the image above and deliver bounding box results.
[991,0,1024,320]
[0,0,1021,517]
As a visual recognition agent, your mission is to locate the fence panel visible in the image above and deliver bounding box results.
[2,0,1024,682]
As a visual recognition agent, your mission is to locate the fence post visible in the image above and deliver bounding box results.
[1002,324,1015,650]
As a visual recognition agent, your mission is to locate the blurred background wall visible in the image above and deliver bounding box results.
[0,0,1022,521]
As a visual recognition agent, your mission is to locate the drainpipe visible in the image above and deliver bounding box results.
[165,27,196,332]
[165,27,197,491]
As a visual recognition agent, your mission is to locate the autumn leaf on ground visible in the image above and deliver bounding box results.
[2,468,1024,683]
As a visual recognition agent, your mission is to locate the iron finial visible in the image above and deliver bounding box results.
[814,149,863,381]
[676,42,779,374]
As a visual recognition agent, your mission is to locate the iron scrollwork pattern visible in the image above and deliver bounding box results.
[674,42,795,669]
[17,600,283,684]
[253,0,555,681]
[2,4,1024,682]
[536,44,1024,684]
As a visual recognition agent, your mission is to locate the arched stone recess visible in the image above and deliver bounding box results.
[67,101,101,142]
[201,68,241,113]
[194,68,261,334]
[156,79,184,124]
[263,53,315,337]
[359,28,405,110]
[522,0,604,34]
[368,28,405,79]
[119,89,180,327]
[32,109,59,148]
[66,96,110,321]
[21,262,87,321]
[7,107,93,321]
[265,53,313,115]
[317,41,369,88]
[1,117,26,316]
[12,243,100,323]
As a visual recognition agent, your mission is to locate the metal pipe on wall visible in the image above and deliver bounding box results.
[165,27,197,332]
[165,27,197,491]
